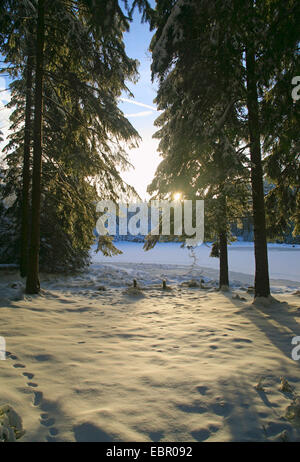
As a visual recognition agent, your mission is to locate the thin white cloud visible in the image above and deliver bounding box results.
[124,110,155,118]
[120,97,159,112]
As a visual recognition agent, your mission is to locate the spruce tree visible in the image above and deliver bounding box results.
[147,0,250,289]
[0,0,150,286]
[149,0,299,298]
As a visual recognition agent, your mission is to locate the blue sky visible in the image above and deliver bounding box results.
[0,71,11,141]
[120,1,161,200]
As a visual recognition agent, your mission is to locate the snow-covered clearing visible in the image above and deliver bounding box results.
[0,242,300,442]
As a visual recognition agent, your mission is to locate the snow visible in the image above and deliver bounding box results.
[152,0,185,70]
[0,242,300,442]
[94,241,300,284]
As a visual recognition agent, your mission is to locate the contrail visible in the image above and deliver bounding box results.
[120,97,159,112]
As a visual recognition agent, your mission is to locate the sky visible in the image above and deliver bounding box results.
[0,73,11,150]
[120,2,161,200]
[0,1,161,201]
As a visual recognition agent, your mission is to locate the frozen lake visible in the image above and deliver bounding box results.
[92,241,300,283]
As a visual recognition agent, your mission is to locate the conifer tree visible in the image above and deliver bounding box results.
[149,0,299,298]
[0,0,152,288]
[147,0,250,289]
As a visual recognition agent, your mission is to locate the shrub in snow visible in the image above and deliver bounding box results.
[0,405,25,442]
[279,377,294,393]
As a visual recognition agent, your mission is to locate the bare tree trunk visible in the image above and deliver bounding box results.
[246,45,270,298]
[20,50,33,278]
[219,194,229,289]
[26,0,45,294]
[219,230,229,289]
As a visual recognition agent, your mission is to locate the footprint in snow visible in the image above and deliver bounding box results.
[196,386,209,396]
[40,414,55,427]
[27,382,38,388]
[232,337,252,343]
[23,372,35,380]
[40,413,59,441]
[33,391,43,406]
[8,351,59,441]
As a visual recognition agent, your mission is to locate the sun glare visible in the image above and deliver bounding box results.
[173,192,182,201]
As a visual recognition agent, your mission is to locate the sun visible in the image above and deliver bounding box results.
[173,192,182,201]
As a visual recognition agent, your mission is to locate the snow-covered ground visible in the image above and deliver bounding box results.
[0,242,300,442]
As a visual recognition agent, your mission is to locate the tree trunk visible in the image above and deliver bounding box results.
[20,51,33,278]
[245,46,270,298]
[219,230,229,289]
[219,194,229,289]
[26,0,45,294]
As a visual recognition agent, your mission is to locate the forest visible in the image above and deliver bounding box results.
[0,0,300,445]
